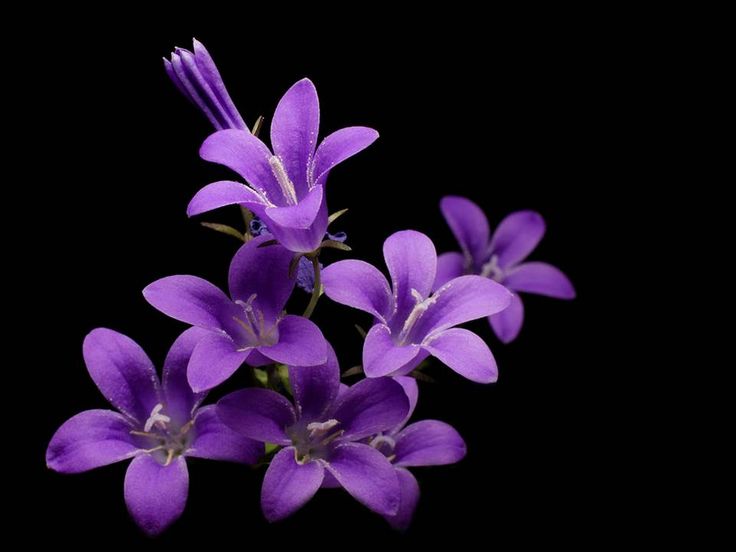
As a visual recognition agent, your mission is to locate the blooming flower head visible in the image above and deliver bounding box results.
[436,196,576,343]
[217,344,410,522]
[46,328,261,536]
[143,235,328,392]
[186,78,379,253]
[322,230,512,383]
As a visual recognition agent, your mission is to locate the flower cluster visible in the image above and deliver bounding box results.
[47,39,575,535]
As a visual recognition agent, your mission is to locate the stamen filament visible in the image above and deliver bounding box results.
[269,156,298,205]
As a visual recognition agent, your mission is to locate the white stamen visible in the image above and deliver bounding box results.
[307,419,340,438]
[397,288,438,344]
[369,434,397,451]
[269,155,298,205]
[144,403,171,432]
[480,254,504,281]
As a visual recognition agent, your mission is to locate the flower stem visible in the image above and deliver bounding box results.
[303,255,322,319]
[240,206,254,241]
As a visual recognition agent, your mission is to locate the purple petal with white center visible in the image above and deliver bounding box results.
[363,324,423,378]
[322,260,393,322]
[325,442,400,516]
[440,196,491,266]
[333,377,409,440]
[504,262,576,299]
[394,420,467,467]
[434,252,465,290]
[489,292,525,344]
[414,275,512,337]
[162,327,210,425]
[257,315,327,367]
[385,468,420,531]
[312,126,380,187]
[143,275,236,332]
[187,333,250,392]
[489,210,546,268]
[199,129,285,204]
[228,236,295,322]
[261,446,324,522]
[187,180,267,218]
[392,376,419,433]
[289,342,340,422]
[187,405,262,464]
[424,328,498,383]
[270,78,320,197]
[83,328,161,423]
[46,410,139,473]
[383,231,437,320]
[217,388,295,445]
[124,454,188,536]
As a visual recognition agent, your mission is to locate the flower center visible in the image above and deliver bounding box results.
[289,419,344,464]
[268,155,298,206]
[369,433,397,462]
[131,403,194,466]
[479,254,504,281]
[231,294,279,349]
[396,289,438,345]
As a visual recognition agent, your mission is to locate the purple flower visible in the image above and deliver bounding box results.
[217,344,410,522]
[46,328,261,536]
[164,39,247,131]
[436,196,576,343]
[367,378,466,530]
[322,230,512,383]
[142,235,328,392]
[186,78,379,253]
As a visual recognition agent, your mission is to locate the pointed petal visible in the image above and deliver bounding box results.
[394,420,466,467]
[424,328,497,383]
[264,184,323,230]
[261,446,324,522]
[262,186,328,253]
[124,455,188,536]
[489,210,546,268]
[333,377,409,440]
[489,292,525,344]
[289,342,340,422]
[383,231,437,320]
[217,388,295,445]
[363,324,423,378]
[312,126,379,187]
[439,196,491,266]
[83,328,161,423]
[504,262,576,299]
[46,410,138,473]
[258,315,327,367]
[322,260,393,322]
[325,442,400,516]
[385,468,420,531]
[187,405,263,464]
[434,252,465,290]
[187,333,249,392]
[162,327,210,425]
[187,180,267,218]
[392,376,419,433]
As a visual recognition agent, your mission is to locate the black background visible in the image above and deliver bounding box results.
[19,12,636,548]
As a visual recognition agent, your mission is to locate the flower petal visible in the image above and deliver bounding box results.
[187,333,250,392]
[162,327,210,425]
[46,410,139,473]
[394,420,467,467]
[434,252,465,290]
[383,230,437,320]
[270,78,320,197]
[289,342,340,422]
[489,292,525,344]
[143,275,236,332]
[503,262,576,299]
[258,315,327,367]
[217,388,295,445]
[439,196,491,267]
[312,126,379,187]
[187,405,262,464]
[363,324,423,378]
[261,446,324,522]
[322,260,393,322]
[199,129,285,204]
[392,376,419,433]
[333,377,409,440]
[124,454,188,536]
[262,186,328,253]
[489,210,546,268]
[424,328,498,383]
[384,468,420,531]
[415,275,512,337]
[187,180,267,218]
[325,442,399,516]
[228,236,295,322]
[168,51,227,130]
[83,328,161,423]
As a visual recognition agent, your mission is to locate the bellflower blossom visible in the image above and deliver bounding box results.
[322,230,512,383]
[217,344,410,522]
[143,235,328,392]
[46,328,261,536]
[436,196,576,343]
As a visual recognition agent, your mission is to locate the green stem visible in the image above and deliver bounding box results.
[303,255,322,319]
[240,207,254,241]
